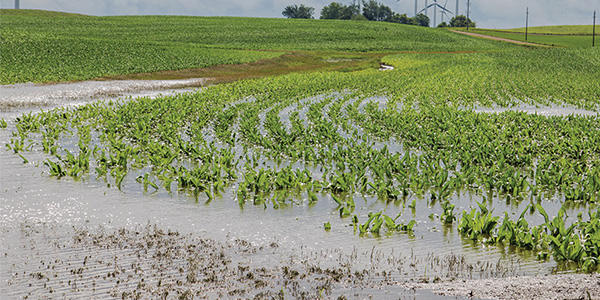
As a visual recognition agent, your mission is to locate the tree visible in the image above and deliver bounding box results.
[362,0,393,22]
[282,4,315,19]
[341,4,361,19]
[437,21,449,28]
[351,14,368,21]
[389,13,418,25]
[321,2,344,19]
[320,2,360,20]
[414,13,430,27]
[450,15,476,28]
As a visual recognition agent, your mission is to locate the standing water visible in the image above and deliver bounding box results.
[0,79,586,299]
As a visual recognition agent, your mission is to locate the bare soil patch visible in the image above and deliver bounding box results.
[101,51,385,84]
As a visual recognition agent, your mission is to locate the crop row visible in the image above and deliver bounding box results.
[456,202,600,272]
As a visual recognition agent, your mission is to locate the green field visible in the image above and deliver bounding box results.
[1,9,514,84]
[499,25,597,35]
[382,47,600,109]
[3,9,600,275]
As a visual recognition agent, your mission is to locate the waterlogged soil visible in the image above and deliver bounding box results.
[1,80,598,299]
[3,222,479,300]
[404,273,600,300]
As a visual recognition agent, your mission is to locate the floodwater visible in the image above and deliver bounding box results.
[0,78,209,110]
[0,80,592,299]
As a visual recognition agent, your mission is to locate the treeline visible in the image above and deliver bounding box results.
[320,1,430,27]
[283,1,476,28]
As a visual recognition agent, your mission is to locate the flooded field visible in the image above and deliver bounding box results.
[1,80,597,299]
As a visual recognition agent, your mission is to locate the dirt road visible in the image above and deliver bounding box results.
[450,30,551,47]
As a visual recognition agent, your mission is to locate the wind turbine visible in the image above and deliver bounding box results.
[415,0,418,16]
[418,0,452,26]
[439,0,454,24]
[455,0,458,17]
[15,0,20,9]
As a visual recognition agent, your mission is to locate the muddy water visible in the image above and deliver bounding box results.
[0,80,589,299]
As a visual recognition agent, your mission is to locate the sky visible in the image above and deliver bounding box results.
[1,0,598,29]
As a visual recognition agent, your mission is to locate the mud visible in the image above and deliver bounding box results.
[404,273,600,300]
[2,222,479,300]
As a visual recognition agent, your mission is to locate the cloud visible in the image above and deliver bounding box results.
[1,0,597,28]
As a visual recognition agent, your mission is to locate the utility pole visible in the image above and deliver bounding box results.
[594,11,596,47]
[466,0,470,31]
[525,7,529,41]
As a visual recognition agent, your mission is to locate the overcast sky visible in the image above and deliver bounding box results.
[1,0,598,29]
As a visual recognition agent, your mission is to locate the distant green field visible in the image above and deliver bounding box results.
[0,8,90,17]
[0,9,513,84]
[500,25,597,35]
[461,27,597,48]
[0,10,285,84]
[382,46,600,109]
